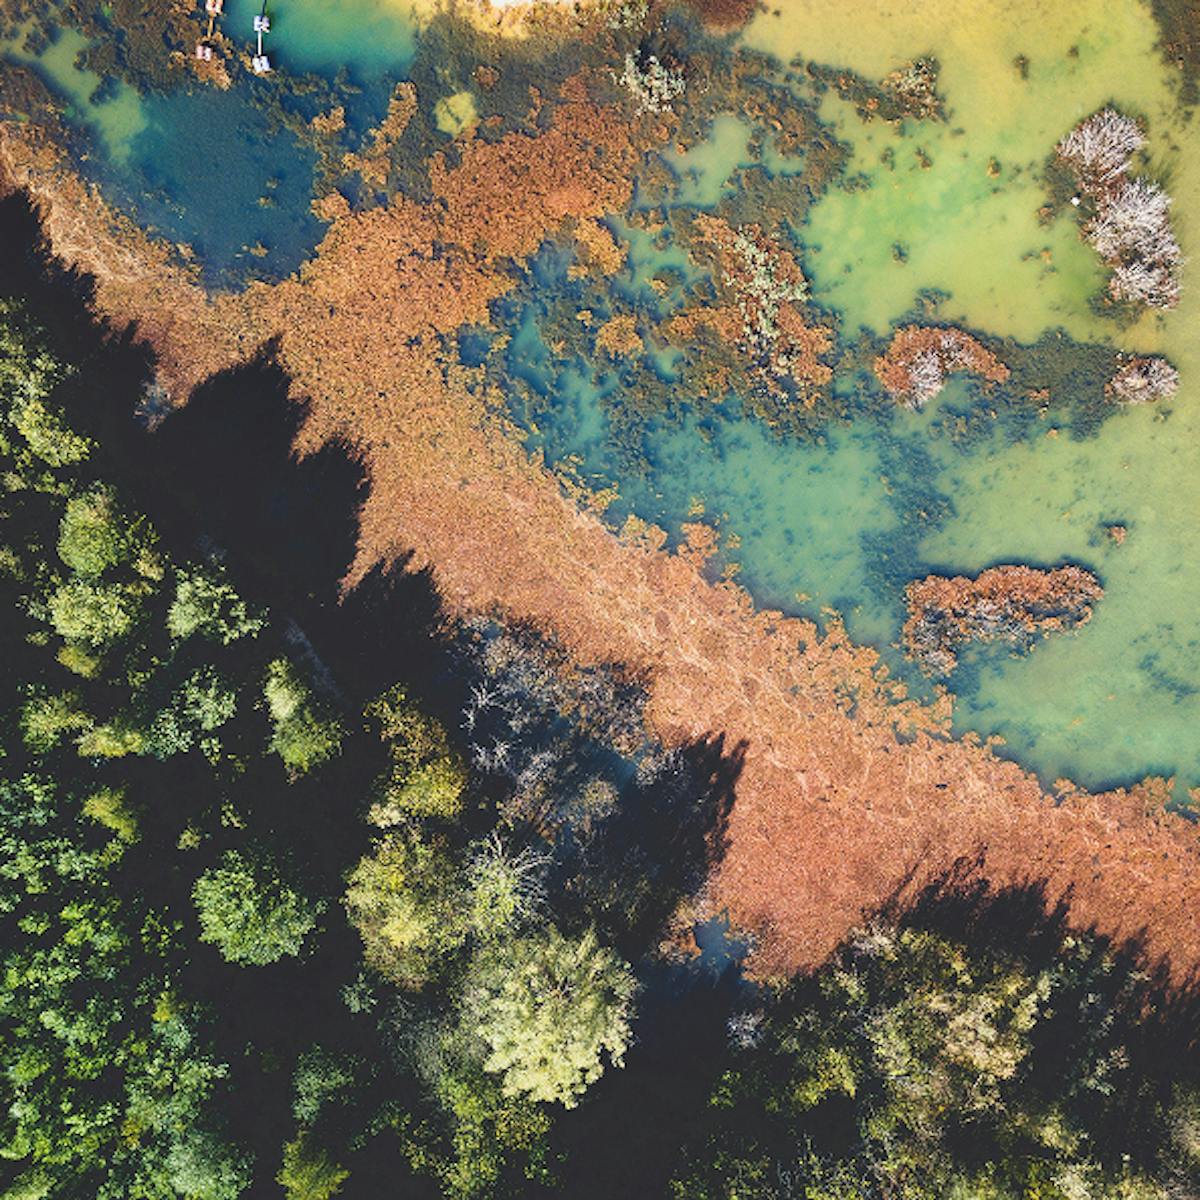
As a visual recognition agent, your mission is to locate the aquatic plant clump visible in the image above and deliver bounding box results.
[615,51,685,114]
[806,56,944,123]
[902,564,1104,676]
[1057,108,1146,186]
[1107,354,1181,404]
[874,326,1010,409]
[1056,107,1183,310]
[685,214,834,401]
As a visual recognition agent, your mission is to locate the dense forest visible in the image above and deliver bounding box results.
[1,193,1199,1200]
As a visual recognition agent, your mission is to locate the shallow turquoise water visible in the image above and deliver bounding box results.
[222,0,417,81]
[1,7,417,283]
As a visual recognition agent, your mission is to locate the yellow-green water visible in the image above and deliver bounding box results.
[529,0,1200,793]
[733,0,1200,789]
[1,22,146,160]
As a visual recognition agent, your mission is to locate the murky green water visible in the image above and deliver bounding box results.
[3,0,1199,793]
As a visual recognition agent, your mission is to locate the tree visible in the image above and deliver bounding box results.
[57,486,132,577]
[167,565,263,644]
[461,926,636,1107]
[146,666,238,759]
[82,787,139,843]
[193,849,322,966]
[278,1135,349,1200]
[292,1046,357,1125]
[263,658,343,775]
[19,690,91,752]
[464,834,546,939]
[365,684,466,822]
[344,830,467,988]
[165,1129,252,1200]
[48,579,141,647]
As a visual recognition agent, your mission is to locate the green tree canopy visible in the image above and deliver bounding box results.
[167,565,264,644]
[278,1134,350,1200]
[57,485,134,577]
[674,920,1200,1200]
[462,926,636,1108]
[48,579,142,647]
[193,849,322,966]
[344,829,467,988]
[263,658,344,775]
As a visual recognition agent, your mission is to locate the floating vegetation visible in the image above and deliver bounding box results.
[682,213,833,401]
[1106,353,1181,404]
[874,325,1010,410]
[1056,107,1183,310]
[805,55,943,123]
[902,564,1104,676]
[614,50,685,114]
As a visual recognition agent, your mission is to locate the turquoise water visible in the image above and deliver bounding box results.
[124,89,328,285]
[1,7,419,283]
[222,0,417,81]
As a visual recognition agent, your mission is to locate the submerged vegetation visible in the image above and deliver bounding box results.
[1055,107,1183,311]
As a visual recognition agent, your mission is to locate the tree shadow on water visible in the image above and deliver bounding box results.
[555,732,745,955]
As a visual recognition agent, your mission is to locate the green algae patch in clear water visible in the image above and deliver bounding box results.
[742,0,1179,345]
[716,0,1200,792]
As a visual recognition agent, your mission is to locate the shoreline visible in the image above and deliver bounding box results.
[3,74,1200,984]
